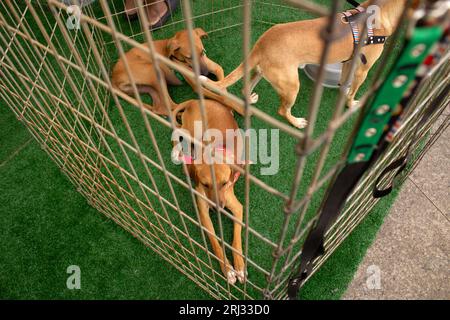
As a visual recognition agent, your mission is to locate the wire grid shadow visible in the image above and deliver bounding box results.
[0,0,448,300]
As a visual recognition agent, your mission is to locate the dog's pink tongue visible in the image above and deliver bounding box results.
[182,155,193,164]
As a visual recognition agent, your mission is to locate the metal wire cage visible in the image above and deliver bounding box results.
[0,0,448,300]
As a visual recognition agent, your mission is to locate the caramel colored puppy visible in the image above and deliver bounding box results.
[112,29,224,115]
[172,99,246,284]
[201,0,406,128]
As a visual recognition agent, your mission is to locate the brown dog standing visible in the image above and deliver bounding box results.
[201,0,406,128]
[172,99,246,284]
[112,29,225,115]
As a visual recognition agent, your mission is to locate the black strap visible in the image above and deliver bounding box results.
[288,82,446,298]
[288,84,447,298]
[288,161,369,299]
[370,26,449,197]
[373,155,408,198]
[372,82,450,198]
[364,36,388,45]
[288,57,449,302]
[346,0,361,7]
[288,8,447,300]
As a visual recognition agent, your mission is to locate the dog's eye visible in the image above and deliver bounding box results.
[202,182,210,188]
[221,182,228,187]
[171,55,185,63]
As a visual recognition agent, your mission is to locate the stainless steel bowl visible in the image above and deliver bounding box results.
[303,63,343,88]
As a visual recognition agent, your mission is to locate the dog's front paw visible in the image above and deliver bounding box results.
[226,269,237,285]
[233,254,247,284]
[235,270,247,284]
[221,261,237,285]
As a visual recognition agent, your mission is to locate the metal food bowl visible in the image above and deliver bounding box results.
[303,63,343,88]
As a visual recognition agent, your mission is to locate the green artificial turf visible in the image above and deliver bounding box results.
[0,100,31,164]
[0,0,405,299]
[0,105,402,299]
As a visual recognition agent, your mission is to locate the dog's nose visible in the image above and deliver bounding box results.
[200,67,209,77]
[216,199,225,209]
[199,63,210,77]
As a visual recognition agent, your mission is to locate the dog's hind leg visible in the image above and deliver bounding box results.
[265,66,307,128]
[115,83,161,113]
[249,68,263,93]
[137,84,176,115]
[241,68,263,103]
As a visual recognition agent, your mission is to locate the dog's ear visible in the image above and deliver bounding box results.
[188,164,197,181]
[192,166,202,185]
[167,38,181,56]
[194,28,208,39]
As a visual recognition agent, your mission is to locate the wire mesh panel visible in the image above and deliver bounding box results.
[0,0,448,300]
[0,0,110,208]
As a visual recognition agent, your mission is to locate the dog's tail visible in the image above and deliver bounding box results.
[184,77,246,116]
[113,82,178,115]
[216,49,259,89]
[171,100,194,127]
[192,48,259,115]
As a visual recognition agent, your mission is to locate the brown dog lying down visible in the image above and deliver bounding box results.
[171,99,246,284]
[111,29,225,115]
[201,0,406,128]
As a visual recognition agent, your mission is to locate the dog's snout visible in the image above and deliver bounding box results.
[214,193,226,209]
[199,62,209,76]
[200,67,209,77]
